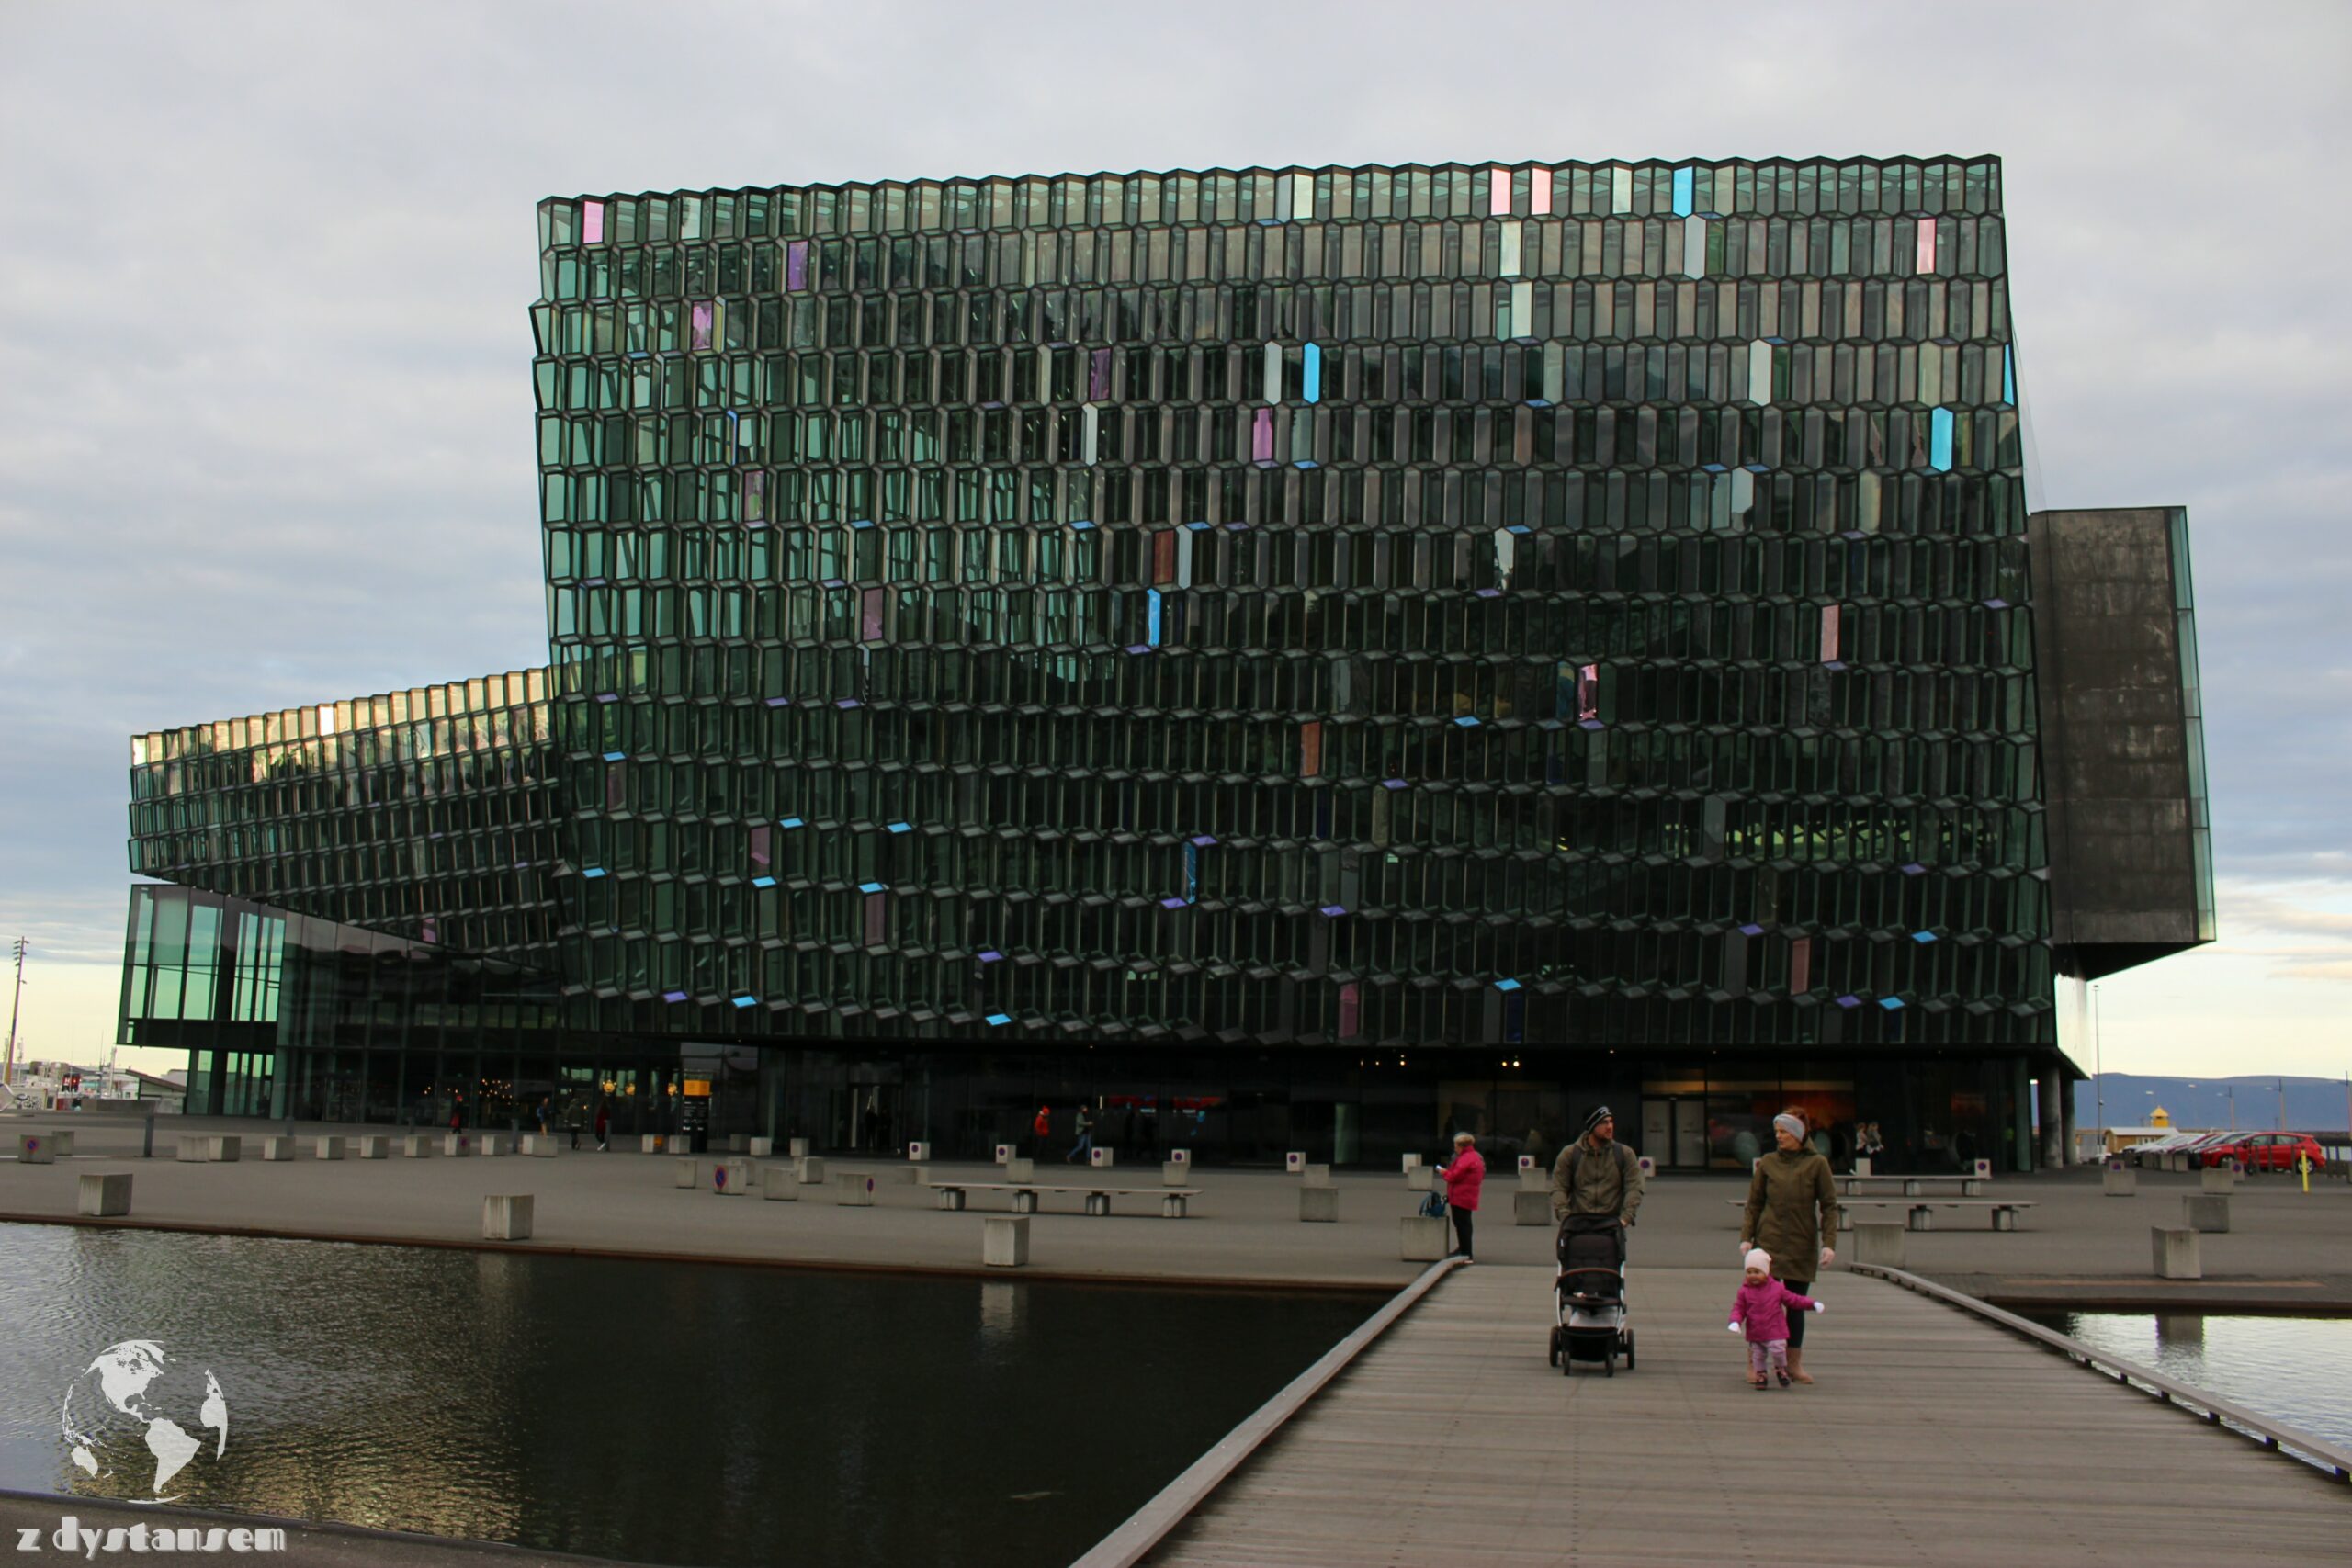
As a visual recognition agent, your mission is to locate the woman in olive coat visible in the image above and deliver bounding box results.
[1739,1109,1840,1382]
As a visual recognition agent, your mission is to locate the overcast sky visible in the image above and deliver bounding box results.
[1,0,2345,1077]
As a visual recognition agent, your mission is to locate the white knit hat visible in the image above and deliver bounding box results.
[1744,1248,1771,1271]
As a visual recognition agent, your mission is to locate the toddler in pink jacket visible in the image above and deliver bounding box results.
[1729,1247,1823,1387]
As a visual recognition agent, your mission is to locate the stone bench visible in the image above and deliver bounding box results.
[928,1179,1201,1219]
[1732,1197,2039,1232]
[1838,1174,1991,1197]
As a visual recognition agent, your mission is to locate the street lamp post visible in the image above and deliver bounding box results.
[2092,983,2104,1146]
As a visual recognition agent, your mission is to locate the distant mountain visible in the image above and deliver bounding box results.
[2073,1073,2352,1133]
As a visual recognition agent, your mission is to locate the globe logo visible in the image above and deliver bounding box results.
[59,1341,229,1503]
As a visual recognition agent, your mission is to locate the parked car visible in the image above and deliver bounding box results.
[2121,1131,2206,1168]
[2199,1133,2328,1173]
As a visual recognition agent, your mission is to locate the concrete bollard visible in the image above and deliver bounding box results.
[1004,1156,1035,1182]
[480,1134,508,1157]
[796,1156,828,1185]
[749,1136,775,1157]
[401,1135,434,1158]
[1518,1154,1537,1175]
[78,1173,132,1217]
[1089,1146,1115,1168]
[1167,1148,1191,1167]
[984,1215,1030,1268]
[1399,1214,1451,1262]
[2104,1160,2137,1196]
[1285,1151,1306,1173]
[2199,1164,2235,1195]
[1520,1166,1549,1192]
[1851,1223,1907,1268]
[18,1133,57,1165]
[788,1138,811,1159]
[907,1141,932,1162]
[714,1157,752,1195]
[726,1134,749,1154]
[520,1134,559,1157]
[258,1136,296,1161]
[2182,1194,2231,1234]
[1853,1156,1874,1177]
[442,1134,473,1157]
[1971,1158,1994,1180]
[1405,1165,1435,1191]
[356,1136,389,1159]
[1302,1163,1333,1188]
[1300,1187,1339,1223]
[209,1136,241,1162]
[994,1143,1015,1166]
[673,1159,699,1189]
[1401,1153,1421,1170]
[175,1135,206,1163]
[640,1134,664,1155]
[2152,1225,2201,1280]
[836,1172,875,1207]
[1513,1189,1551,1225]
[1636,1156,1657,1179]
[482,1195,534,1241]
[1162,1160,1189,1187]
[313,1136,345,1160]
[763,1165,800,1201]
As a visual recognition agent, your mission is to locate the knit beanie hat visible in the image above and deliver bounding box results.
[1772,1111,1806,1140]
[1581,1106,1614,1136]
[1744,1248,1771,1272]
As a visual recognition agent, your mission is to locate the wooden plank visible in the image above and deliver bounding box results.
[1137,1266,2349,1566]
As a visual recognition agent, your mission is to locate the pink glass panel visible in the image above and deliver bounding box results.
[1532,174,1553,215]
[1820,604,1841,662]
[861,586,886,641]
[1790,936,1813,994]
[865,891,887,946]
[1339,980,1362,1038]
[582,200,604,244]
[1577,662,1600,722]
[749,823,772,871]
[1489,168,1511,214]
[1915,220,1937,275]
[691,300,714,350]
[1252,408,1274,462]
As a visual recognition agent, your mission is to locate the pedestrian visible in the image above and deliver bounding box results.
[1435,1132,1486,1261]
[1033,1104,1051,1159]
[1739,1108,1841,1384]
[1549,1106,1645,1225]
[1067,1105,1094,1164]
[1728,1247,1825,1388]
[594,1102,610,1152]
[567,1100,585,1150]
[537,1096,553,1136]
[448,1097,464,1134]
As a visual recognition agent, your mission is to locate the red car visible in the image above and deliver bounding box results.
[2200,1133,2327,1173]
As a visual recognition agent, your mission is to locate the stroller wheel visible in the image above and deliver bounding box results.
[1547,1326,1560,1366]
[1604,1351,1615,1377]
[1623,1331,1636,1371]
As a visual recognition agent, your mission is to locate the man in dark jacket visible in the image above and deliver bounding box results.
[1550,1106,1645,1224]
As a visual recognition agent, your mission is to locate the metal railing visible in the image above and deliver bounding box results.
[1853,1262,2352,1483]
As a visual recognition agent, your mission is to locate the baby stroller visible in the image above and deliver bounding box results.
[1549,1213,1634,1376]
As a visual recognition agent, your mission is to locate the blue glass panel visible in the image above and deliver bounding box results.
[1671,168,1693,218]
[1929,407,1954,471]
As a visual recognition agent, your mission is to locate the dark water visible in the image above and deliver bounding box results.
[0,1224,1378,1567]
[2024,1311,2352,1450]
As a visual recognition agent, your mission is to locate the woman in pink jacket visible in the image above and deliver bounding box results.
[1437,1132,1486,1261]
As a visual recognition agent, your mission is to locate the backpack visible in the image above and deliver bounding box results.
[1564,1139,1635,1192]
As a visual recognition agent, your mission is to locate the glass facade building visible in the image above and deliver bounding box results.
[121,158,2210,1171]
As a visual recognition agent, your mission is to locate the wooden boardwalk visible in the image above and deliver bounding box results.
[1137,1265,2349,1566]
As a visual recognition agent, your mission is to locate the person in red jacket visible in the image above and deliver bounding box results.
[1437,1132,1487,1261]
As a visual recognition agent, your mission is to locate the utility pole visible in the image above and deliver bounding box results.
[2,938,25,1089]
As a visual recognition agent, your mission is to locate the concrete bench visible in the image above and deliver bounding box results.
[1837,1174,1991,1197]
[928,1179,1202,1218]
[1842,1198,2039,1232]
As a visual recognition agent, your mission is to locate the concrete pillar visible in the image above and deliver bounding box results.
[482,1195,534,1240]
[2152,1226,2201,1280]
[2182,1194,2231,1233]
[1399,1215,1450,1261]
[313,1136,345,1160]
[714,1157,752,1194]
[17,1133,56,1164]
[836,1172,875,1206]
[1851,1223,1907,1268]
[1513,1189,1551,1225]
[1302,1164,1333,1188]
[935,1186,967,1210]
[2061,1081,2079,1168]
[78,1173,131,1216]
[673,1159,698,1189]
[1083,1192,1111,1216]
[2037,1070,2065,1171]
[984,1215,1029,1267]
[356,1136,389,1159]
[762,1166,800,1201]
[2103,1160,2136,1196]
[1299,1187,1339,1223]
[1160,1193,1190,1218]
[258,1136,296,1161]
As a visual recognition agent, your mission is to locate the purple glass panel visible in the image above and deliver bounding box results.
[1090,347,1112,400]
[861,586,886,641]
[1252,408,1274,463]
[786,241,808,292]
[662,989,689,1004]
[691,300,714,350]
[865,891,886,946]
[749,823,772,871]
